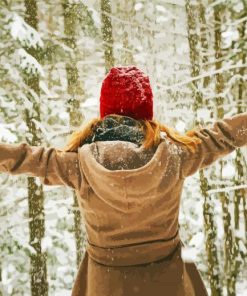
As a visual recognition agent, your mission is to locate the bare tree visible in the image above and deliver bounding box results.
[185,1,222,295]
[24,0,48,295]
[228,12,246,296]
[237,18,247,245]
[113,0,135,66]
[213,4,235,295]
[100,0,115,73]
[62,0,85,267]
[198,1,210,89]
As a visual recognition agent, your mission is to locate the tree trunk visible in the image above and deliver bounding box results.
[213,4,232,294]
[213,5,246,295]
[200,173,222,296]
[230,18,247,296]
[62,0,85,268]
[238,22,247,254]
[100,0,115,73]
[0,264,2,296]
[185,1,222,295]
[24,1,48,295]
[185,0,203,113]
[114,0,135,66]
[198,2,210,90]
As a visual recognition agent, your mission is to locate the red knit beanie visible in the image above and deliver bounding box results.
[100,66,153,120]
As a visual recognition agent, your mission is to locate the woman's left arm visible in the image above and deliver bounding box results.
[180,112,247,178]
[0,142,82,190]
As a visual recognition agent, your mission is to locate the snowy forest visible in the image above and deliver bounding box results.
[0,0,246,295]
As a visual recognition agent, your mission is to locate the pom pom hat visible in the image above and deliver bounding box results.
[100,66,153,120]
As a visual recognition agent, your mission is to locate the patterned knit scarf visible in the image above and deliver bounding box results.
[83,115,145,146]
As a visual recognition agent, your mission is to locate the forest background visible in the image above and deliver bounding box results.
[0,0,246,295]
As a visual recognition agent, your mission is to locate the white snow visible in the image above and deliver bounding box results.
[175,120,186,133]
[135,3,143,11]
[18,48,45,77]
[41,237,53,251]
[10,13,44,48]
[181,246,197,263]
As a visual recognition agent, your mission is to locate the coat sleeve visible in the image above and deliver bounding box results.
[180,112,247,178]
[0,142,82,190]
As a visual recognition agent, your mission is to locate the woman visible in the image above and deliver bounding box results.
[0,66,246,296]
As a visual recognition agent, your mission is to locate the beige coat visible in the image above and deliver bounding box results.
[0,112,247,296]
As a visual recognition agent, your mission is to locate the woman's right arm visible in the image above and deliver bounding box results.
[0,142,82,190]
[180,112,247,178]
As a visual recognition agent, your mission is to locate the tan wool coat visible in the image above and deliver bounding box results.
[0,112,247,296]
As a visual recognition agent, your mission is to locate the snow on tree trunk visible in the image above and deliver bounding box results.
[23,0,48,295]
[185,1,222,295]
[100,0,115,73]
[112,0,135,66]
[198,1,210,90]
[62,0,85,268]
[231,15,247,296]
[237,19,247,252]
[1,0,246,294]
[213,4,237,295]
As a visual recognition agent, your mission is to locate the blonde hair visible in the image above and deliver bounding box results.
[62,114,202,153]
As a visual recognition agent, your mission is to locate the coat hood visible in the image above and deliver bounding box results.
[78,139,181,213]
[79,114,173,212]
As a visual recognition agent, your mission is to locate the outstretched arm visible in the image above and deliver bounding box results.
[0,142,82,190]
[180,112,247,178]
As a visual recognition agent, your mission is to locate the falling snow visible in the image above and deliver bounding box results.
[0,0,246,295]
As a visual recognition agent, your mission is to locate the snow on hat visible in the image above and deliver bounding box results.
[100,66,153,120]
